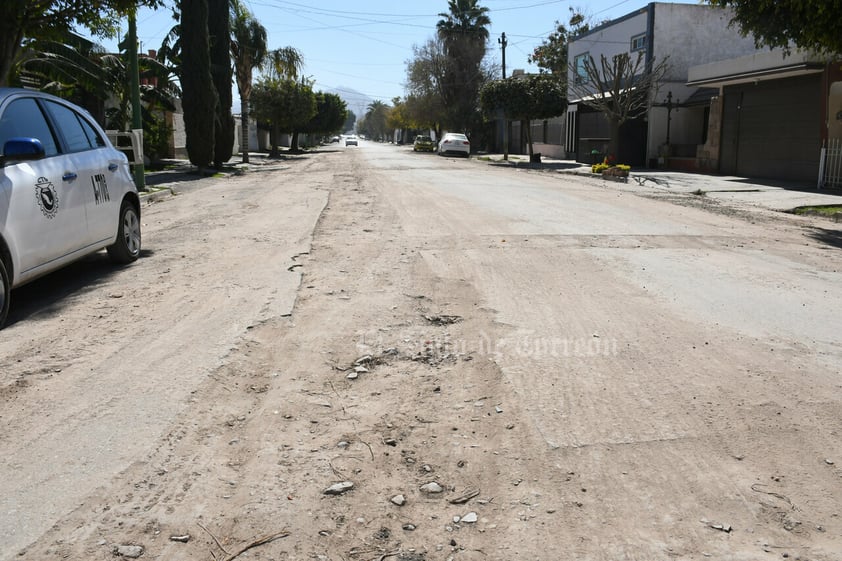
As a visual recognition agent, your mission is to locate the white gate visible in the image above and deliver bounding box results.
[819,138,842,189]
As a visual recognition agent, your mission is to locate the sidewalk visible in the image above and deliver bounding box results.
[479,153,842,215]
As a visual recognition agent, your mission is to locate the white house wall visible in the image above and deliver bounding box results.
[651,3,756,81]
[567,10,648,99]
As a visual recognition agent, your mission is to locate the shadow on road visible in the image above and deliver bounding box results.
[806,227,842,249]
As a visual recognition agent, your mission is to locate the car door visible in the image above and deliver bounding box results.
[0,96,90,279]
[41,99,121,247]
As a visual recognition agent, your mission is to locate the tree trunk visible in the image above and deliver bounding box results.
[524,118,533,158]
[608,118,621,164]
[0,23,23,88]
[208,0,233,168]
[181,0,217,170]
[240,98,250,163]
[290,131,300,152]
[270,122,280,157]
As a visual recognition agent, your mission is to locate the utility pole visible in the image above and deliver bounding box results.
[498,32,507,79]
[498,32,509,160]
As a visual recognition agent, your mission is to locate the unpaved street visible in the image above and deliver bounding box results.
[2,142,841,560]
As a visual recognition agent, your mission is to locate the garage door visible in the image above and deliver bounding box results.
[720,74,822,182]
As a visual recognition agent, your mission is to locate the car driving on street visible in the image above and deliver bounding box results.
[0,88,141,328]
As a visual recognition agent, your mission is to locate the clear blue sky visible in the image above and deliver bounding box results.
[86,0,695,107]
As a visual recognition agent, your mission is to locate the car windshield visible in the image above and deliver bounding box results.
[416,136,430,142]
[446,134,468,141]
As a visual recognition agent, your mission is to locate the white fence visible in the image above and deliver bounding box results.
[818,138,842,189]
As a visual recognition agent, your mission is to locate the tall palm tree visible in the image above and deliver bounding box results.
[436,0,491,52]
[435,0,491,133]
[263,46,304,81]
[230,0,267,163]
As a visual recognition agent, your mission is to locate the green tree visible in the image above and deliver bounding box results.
[208,0,233,168]
[436,0,492,133]
[230,0,267,163]
[180,0,217,169]
[303,92,347,139]
[404,38,448,137]
[360,100,389,141]
[705,0,842,55]
[480,74,566,160]
[250,77,316,155]
[343,109,356,133]
[264,46,304,80]
[529,8,590,77]
[567,51,669,160]
[0,0,163,87]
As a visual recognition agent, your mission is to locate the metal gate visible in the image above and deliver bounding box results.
[819,138,842,189]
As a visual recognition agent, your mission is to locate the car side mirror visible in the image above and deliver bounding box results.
[2,137,46,166]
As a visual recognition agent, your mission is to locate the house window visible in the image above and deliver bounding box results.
[573,53,589,83]
[630,33,646,52]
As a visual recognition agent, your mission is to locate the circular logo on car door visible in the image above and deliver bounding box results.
[35,176,59,219]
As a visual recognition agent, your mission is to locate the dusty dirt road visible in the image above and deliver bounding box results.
[1,142,841,561]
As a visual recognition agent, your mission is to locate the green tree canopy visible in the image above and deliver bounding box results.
[528,8,591,76]
[250,77,316,155]
[0,0,164,87]
[181,0,217,169]
[706,0,842,55]
[480,74,566,158]
[303,92,348,137]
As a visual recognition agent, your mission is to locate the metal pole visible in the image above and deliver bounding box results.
[498,32,509,161]
[128,12,145,190]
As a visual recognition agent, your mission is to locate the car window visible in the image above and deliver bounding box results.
[0,98,59,157]
[44,100,98,152]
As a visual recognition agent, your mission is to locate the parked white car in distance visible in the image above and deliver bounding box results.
[437,132,470,157]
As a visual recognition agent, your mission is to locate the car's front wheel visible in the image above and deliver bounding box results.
[107,200,141,264]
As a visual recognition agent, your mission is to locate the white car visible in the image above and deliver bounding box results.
[437,132,470,157]
[345,135,358,146]
[0,88,141,328]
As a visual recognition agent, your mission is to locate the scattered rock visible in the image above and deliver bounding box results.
[323,481,355,495]
[402,523,417,531]
[384,438,397,446]
[354,365,369,374]
[169,535,190,543]
[391,494,406,506]
[461,512,478,523]
[423,314,462,325]
[826,459,835,465]
[114,545,144,558]
[346,371,359,380]
[420,482,444,494]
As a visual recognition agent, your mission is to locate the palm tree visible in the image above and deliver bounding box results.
[264,46,304,81]
[230,0,267,163]
[435,0,491,133]
[436,0,491,52]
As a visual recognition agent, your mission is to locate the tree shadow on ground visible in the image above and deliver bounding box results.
[806,227,842,249]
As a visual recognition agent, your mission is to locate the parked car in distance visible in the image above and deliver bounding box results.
[413,135,435,152]
[345,135,358,146]
[437,133,470,157]
[330,135,340,143]
[0,88,142,329]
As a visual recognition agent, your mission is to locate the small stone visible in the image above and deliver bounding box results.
[346,371,359,380]
[402,523,416,531]
[337,441,350,448]
[825,459,835,465]
[495,406,503,413]
[453,515,461,523]
[354,365,369,374]
[391,494,406,506]
[323,481,355,495]
[420,482,444,494]
[421,464,433,473]
[114,545,144,558]
[169,535,190,543]
[384,438,397,447]
[461,512,478,523]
